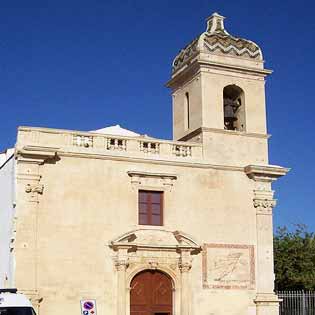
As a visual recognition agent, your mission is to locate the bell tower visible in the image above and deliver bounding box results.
[167,13,272,167]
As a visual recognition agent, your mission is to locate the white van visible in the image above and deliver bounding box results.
[0,289,36,315]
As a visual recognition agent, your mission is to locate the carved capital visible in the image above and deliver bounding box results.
[24,183,44,202]
[115,259,129,271]
[253,189,276,215]
[254,198,276,214]
[179,262,192,273]
[179,260,192,273]
[25,184,44,195]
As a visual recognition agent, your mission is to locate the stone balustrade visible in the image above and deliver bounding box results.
[17,127,203,161]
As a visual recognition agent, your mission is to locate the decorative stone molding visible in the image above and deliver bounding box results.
[254,293,281,304]
[110,229,200,252]
[148,260,159,270]
[255,292,281,313]
[253,198,276,215]
[16,174,43,203]
[245,165,289,206]
[109,229,201,273]
[24,183,44,203]
[252,189,277,215]
[25,183,44,195]
[114,259,129,271]
[110,229,201,315]
[253,199,276,209]
[179,261,192,273]
[127,171,177,191]
[245,164,289,183]
[16,145,59,165]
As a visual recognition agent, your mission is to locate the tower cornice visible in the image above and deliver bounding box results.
[166,59,272,89]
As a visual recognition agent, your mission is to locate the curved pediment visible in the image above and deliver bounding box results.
[110,229,201,251]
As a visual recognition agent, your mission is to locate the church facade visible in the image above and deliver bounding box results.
[1,12,289,315]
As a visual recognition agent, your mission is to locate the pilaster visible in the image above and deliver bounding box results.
[179,249,192,315]
[245,164,289,315]
[114,248,129,315]
[14,147,58,312]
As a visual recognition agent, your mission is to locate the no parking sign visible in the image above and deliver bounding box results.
[80,299,97,315]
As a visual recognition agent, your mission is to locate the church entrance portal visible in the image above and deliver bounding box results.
[130,270,173,315]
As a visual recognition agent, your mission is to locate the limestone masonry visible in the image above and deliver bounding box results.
[0,12,289,315]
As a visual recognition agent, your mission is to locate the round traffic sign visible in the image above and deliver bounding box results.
[83,301,94,310]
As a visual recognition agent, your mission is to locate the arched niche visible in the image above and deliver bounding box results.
[223,84,246,131]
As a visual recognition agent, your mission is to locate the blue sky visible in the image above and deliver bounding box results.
[0,1,314,230]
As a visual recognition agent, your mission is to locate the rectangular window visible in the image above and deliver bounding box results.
[185,92,190,130]
[138,190,163,226]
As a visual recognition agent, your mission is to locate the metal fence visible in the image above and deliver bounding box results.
[277,291,315,315]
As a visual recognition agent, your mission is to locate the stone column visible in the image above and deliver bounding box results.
[115,249,129,315]
[179,250,192,315]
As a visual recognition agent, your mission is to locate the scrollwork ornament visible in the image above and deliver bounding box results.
[25,184,44,195]
[148,260,159,270]
[179,261,192,273]
[114,259,129,271]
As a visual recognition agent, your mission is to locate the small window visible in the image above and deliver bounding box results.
[138,190,163,226]
[184,92,190,130]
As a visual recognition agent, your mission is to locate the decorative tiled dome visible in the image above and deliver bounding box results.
[172,13,263,74]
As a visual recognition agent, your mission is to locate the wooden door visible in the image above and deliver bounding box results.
[130,270,173,315]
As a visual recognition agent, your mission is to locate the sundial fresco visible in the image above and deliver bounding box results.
[202,244,255,289]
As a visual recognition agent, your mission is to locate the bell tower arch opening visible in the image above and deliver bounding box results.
[223,84,246,131]
[130,269,173,315]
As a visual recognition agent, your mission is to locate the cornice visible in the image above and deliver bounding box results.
[198,60,272,76]
[166,59,272,88]
[17,145,290,177]
[57,150,245,172]
[178,127,269,142]
[245,164,290,182]
[109,229,201,252]
[127,171,177,180]
[16,146,59,165]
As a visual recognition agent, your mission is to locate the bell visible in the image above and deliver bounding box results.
[224,98,237,130]
[224,98,237,118]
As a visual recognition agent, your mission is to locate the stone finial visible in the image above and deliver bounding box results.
[206,12,229,35]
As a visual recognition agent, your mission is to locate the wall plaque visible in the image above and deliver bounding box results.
[202,243,255,290]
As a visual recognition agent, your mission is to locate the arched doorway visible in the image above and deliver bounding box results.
[130,270,173,315]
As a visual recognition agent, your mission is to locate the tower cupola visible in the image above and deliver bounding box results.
[172,12,263,76]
